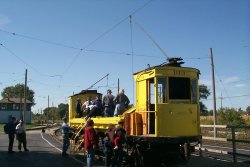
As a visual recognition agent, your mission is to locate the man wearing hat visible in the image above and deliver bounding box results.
[102,89,115,117]
[16,119,29,152]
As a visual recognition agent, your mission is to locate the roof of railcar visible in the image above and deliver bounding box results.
[133,62,200,75]
[69,90,102,98]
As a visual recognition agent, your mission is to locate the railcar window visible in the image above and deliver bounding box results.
[169,77,190,99]
[147,78,155,111]
[191,79,197,104]
[150,81,155,105]
[157,78,167,103]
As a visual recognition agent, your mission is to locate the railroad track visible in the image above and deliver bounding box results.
[194,139,250,164]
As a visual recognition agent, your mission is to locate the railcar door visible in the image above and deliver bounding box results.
[146,78,155,134]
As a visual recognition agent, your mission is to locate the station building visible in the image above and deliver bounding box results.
[0,98,32,123]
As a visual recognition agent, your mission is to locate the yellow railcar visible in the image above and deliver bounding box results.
[68,58,201,166]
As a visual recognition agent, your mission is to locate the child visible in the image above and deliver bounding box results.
[112,127,126,167]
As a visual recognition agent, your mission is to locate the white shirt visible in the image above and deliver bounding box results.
[16,123,26,134]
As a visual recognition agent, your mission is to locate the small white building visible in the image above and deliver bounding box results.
[0,98,32,124]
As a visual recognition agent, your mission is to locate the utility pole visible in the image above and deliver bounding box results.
[40,108,42,125]
[23,69,27,124]
[19,96,22,120]
[47,95,49,124]
[118,78,120,94]
[210,48,217,137]
[220,92,223,110]
[52,102,54,123]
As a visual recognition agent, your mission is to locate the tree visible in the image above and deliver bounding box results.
[218,108,245,126]
[58,103,68,119]
[43,103,68,122]
[43,107,59,122]
[199,84,211,116]
[199,102,208,116]
[237,108,245,115]
[199,84,211,99]
[246,106,250,115]
[1,83,35,106]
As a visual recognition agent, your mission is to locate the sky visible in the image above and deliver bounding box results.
[0,0,249,113]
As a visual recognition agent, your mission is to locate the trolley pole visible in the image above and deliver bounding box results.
[210,48,217,137]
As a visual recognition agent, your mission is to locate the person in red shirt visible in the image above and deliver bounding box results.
[84,119,97,167]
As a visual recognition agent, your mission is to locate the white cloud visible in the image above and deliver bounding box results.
[234,84,246,88]
[199,79,212,87]
[223,76,239,84]
[0,14,11,27]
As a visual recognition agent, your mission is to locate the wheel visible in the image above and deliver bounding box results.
[183,143,191,161]
[131,144,144,167]
[179,143,191,162]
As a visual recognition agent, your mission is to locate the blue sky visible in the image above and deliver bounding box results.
[0,0,249,113]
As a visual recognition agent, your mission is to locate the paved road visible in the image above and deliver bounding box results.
[0,130,87,167]
[1,130,249,167]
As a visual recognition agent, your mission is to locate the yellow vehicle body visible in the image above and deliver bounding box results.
[68,60,201,165]
[132,66,200,139]
[68,63,200,143]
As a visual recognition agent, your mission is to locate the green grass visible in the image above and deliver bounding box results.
[0,123,40,133]
[0,124,4,133]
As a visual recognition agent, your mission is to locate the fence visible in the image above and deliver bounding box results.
[200,125,250,163]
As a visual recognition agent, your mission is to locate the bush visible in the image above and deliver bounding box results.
[218,108,245,126]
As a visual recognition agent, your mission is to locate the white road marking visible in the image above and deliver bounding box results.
[41,133,62,152]
[203,144,250,152]
[41,133,85,165]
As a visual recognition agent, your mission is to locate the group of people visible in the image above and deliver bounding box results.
[84,119,126,167]
[76,88,130,119]
[103,124,126,167]
[5,116,29,153]
[61,118,126,167]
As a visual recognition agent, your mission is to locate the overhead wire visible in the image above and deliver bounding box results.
[85,49,162,58]
[0,29,81,51]
[0,43,44,76]
[60,0,154,76]
[1,0,184,93]
[0,28,166,59]
[183,56,210,60]
[204,93,250,101]
[0,0,156,108]
[58,0,155,86]
[83,0,154,50]
[0,27,209,60]
[0,42,62,78]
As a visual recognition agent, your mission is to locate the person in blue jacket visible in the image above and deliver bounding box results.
[61,117,72,156]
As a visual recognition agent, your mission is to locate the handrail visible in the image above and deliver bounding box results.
[70,118,90,152]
